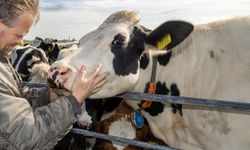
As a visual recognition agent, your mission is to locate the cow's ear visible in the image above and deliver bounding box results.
[146,21,194,50]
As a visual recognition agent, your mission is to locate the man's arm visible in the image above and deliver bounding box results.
[20,82,51,108]
[0,82,81,149]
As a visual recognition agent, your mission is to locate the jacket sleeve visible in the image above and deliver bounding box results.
[0,82,82,149]
[20,83,51,109]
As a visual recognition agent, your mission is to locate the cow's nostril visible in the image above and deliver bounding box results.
[60,68,70,75]
[48,68,52,72]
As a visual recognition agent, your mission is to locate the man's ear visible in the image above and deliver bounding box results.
[146,21,194,50]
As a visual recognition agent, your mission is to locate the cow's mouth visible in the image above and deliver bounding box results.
[47,67,71,89]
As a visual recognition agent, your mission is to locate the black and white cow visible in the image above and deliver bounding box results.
[11,45,50,82]
[48,10,250,150]
[33,37,78,64]
[11,43,79,82]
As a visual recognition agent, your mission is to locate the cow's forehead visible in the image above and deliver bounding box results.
[80,23,133,47]
[67,25,131,70]
[80,10,140,45]
[99,10,139,28]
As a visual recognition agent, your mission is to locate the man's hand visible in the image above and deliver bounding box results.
[71,64,109,104]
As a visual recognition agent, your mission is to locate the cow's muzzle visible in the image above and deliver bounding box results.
[47,66,71,89]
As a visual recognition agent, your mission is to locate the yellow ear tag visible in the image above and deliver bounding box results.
[48,47,52,52]
[156,34,171,50]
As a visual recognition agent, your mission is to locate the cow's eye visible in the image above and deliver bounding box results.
[112,34,126,47]
[113,39,124,45]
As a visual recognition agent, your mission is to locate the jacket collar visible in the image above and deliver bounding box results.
[0,51,9,64]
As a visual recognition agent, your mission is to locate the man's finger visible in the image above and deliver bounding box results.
[79,65,87,80]
[89,64,102,80]
[92,87,101,94]
[93,72,109,85]
[93,78,108,91]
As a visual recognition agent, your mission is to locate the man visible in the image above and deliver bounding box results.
[0,0,108,149]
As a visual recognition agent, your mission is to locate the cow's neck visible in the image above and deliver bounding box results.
[133,19,248,100]
[129,20,250,148]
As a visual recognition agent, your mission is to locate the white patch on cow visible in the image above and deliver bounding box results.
[108,119,136,150]
[57,41,79,49]
[32,38,42,47]
[57,44,78,60]
[76,102,92,127]
[29,63,50,83]
[100,109,116,121]
[26,56,41,67]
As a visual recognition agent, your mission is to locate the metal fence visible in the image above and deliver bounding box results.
[71,92,250,150]
[23,83,250,149]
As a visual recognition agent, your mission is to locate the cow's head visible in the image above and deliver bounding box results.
[11,45,49,81]
[48,10,193,98]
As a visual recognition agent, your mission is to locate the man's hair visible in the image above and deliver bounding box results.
[0,0,39,27]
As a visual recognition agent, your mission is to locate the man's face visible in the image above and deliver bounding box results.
[0,11,36,55]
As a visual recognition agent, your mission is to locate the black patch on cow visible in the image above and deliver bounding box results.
[38,42,60,64]
[210,50,214,58]
[139,82,183,116]
[146,21,194,50]
[111,26,147,76]
[139,82,167,116]
[140,53,149,69]
[12,48,26,67]
[157,51,172,66]
[95,97,123,121]
[52,71,59,82]
[48,71,63,89]
[38,42,53,54]
[170,83,183,116]
[47,77,57,88]
[48,44,60,63]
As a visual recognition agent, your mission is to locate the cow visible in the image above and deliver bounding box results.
[48,10,250,150]
[11,44,79,83]
[93,101,167,150]
[10,45,50,82]
[33,37,79,64]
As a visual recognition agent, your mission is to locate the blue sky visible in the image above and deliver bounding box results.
[26,0,250,40]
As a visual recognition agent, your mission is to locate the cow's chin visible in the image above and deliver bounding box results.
[89,76,139,99]
[62,72,77,92]
[88,88,120,99]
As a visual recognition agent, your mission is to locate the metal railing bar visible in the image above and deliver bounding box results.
[71,128,179,150]
[23,82,250,112]
[117,92,250,112]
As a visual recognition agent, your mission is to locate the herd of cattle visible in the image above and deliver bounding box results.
[9,10,250,150]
